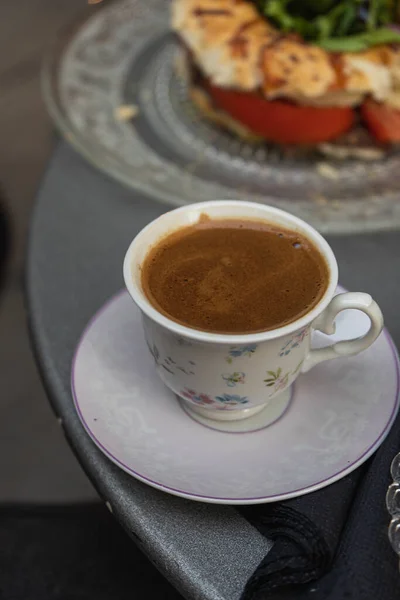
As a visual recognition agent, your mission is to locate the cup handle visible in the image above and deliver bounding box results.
[301,292,384,373]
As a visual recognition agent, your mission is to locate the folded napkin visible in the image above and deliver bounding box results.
[241,407,400,600]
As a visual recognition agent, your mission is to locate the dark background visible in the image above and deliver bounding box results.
[0,0,96,502]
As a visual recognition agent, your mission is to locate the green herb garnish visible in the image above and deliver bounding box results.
[254,0,400,51]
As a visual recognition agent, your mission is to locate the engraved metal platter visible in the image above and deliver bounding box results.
[42,0,400,233]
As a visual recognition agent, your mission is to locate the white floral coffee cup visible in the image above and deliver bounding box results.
[123,201,384,424]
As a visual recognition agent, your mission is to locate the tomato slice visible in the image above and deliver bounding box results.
[205,82,354,145]
[361,100,400,144]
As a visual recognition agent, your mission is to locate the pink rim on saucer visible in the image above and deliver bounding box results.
[71,288,400,505]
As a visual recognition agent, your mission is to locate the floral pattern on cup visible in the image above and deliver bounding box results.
[264,368,290,393]
[292,359,304,376]
[181,388,249,410]
[215,393,249,408]
[264,359,304,394]
[147,341,196,376]
[225,344,257,364]
[222,371,246,387]
[279,327,309,357]
[182,388,214,406]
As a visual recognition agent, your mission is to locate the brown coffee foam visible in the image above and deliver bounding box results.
[141,218,329,334]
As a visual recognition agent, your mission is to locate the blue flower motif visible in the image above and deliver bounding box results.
[279,328,308,357]
[228,344,257,358]
[279,340,299,357]
[215,394,249,406]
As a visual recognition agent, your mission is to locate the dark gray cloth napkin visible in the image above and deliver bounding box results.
[240,406,400,600]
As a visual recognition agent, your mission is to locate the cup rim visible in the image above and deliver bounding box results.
[123,200,339,344]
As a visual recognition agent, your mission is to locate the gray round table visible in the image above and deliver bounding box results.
[27,141,400,600]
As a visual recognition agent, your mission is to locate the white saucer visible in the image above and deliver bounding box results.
[71,288,400,505]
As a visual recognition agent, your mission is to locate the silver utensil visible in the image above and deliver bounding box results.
[387,453,400,568]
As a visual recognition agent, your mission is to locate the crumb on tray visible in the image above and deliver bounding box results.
[114,104,139,122]
[316,162,340,180]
